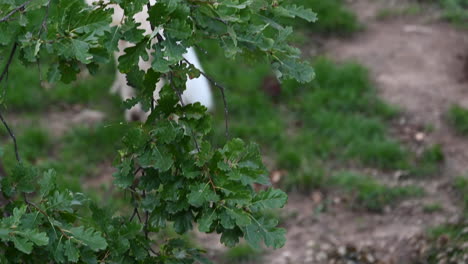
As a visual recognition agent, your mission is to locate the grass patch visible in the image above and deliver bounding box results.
[282,163,327,192]
[423,223,468,264]
[376,5,423,20]
[410,144,445,177]
[57,123,129,177]
[423,203,444,213]
[283,58,404,170]
[0,124,53,170]
[438,0,468,26]
[454,176,468,211]
[223,244,262,264]
[447,104,468,135]
[18,127,52,163]
[290,0,361,34]
[2,59,120,113]
[330,172,424,212]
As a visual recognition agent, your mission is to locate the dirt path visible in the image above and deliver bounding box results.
[252,1,468,263]
[327,0,468,176]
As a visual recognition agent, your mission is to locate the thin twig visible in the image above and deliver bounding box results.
[38,0,52,36]
[183,58,229,139]
[146,245,158,255]
[23,195,71,239]
[0,110,20,162]
[129,207,139,222]
[142,190,149,239]
[0,43,18,84]
[0,0,34,23]
[129,189,142,223]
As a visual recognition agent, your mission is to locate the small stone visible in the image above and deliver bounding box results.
[384,206,392,214]
[337,246,347,256]
[311,192,323,204]
[365,253,375,263]
[462,227,468,234]
[316,251,328,261]
[333,197,342,204]
[393,170,408,180]
[414,132,425,141]
[306,240,316,248]
[403,25,433,34]
[462,242,468,249]
[270,170,283,183]
[320,243,332,251]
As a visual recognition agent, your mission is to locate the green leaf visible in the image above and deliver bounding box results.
[47,63,62,83]
[118,41,149,73]
[198,208,217,233]
[71,39,92,63]
[65,239,80,262]
[195,141,213,167]
[225,207,251,227]
[11,163,37,194]
[187,183,219,207]
[150,120,182,144]
[243,217,286,249]
[17,229,49,246]
[12,236,33,254]
[39,169,57,197]
[138,146,174,172]
[68,226,107,251]
[113,158,134,188]
[173,212,193,234]
[159,0,183,13]
[273,57,314,83]
[220,228,243,247]
[250,188,288,211]
[274,4,318,22]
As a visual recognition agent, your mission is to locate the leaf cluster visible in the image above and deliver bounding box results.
[0,0,316,262]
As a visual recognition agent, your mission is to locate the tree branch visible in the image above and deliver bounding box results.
[0,110,20,163]
[183,58,229,139]
[0,0,34,23]
[0,43,18,84]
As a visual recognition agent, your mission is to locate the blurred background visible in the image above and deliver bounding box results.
[1,0,467,263]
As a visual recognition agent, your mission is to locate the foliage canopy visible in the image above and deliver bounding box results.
[0,0,314,262]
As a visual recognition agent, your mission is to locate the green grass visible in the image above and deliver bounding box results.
[410,144,445,177]
[448,104,468,135]
[419,176,468,263]
[18,127,52,163]
[55,123,130,178]
[290,0,361,35]
[376,5,423,20]
[330,172,424,212]
[439,0,468,26]
[423,202,444,213]
[223,244,262,264]
[423,223,468,264]
[454,176,468,211]
[3,59,121,112]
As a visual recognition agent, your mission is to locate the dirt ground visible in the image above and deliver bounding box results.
[199,1,468,263]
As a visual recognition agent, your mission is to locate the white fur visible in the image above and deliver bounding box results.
[86,0,214,121]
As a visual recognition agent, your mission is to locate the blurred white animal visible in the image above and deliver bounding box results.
[85,0,214,121]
